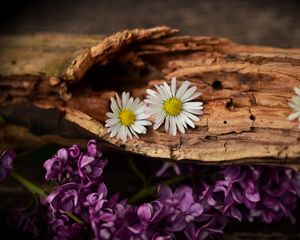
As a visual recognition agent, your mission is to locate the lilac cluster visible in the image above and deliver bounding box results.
[136,185,227,240]
[34,141,300,239]
[217,165,300,223]
[0,149,15,181]
[44,140,107,239]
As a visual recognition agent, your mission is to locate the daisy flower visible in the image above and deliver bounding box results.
[145,77,203,136]
[288,86,300,127]
[105,92,151,142]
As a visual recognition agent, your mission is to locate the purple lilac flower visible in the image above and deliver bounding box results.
[0,149,16,181]
[43,147,73,182]
[133,184,222,240]
[221,165,300,223]
[44,140,107,239]
[43,140,105,184]
[47,213,84,240]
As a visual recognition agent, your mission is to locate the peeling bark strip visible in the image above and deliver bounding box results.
[1,26,300,163]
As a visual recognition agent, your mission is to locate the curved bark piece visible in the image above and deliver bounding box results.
[1,26,300,164]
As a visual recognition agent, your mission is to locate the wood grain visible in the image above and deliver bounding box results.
[1,26,300,164]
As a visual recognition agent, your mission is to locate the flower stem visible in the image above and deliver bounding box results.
[128,158,147,187]
[67,212,84,224]
[11,171,47,197]
[129,174,190,204]
[11,171,83,224]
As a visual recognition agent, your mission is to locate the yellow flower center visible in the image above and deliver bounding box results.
[163,97,183,116]
[119,109,136,126]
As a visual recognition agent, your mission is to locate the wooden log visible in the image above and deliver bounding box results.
[1,26,300,164]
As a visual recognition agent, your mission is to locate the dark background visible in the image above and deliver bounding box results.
[1,0,300,47]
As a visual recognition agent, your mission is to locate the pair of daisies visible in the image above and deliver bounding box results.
[105,77,203,142]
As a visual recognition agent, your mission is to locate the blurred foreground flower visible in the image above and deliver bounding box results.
[0,149,16,181]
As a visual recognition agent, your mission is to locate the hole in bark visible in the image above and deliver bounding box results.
[205,135,218,141]
[250,114,256,121]
[212,80,223,90]
[225,54,238,61]
[223,120,227,124]
[226,101,234,111]
[11,60,16,65]
[72,62,160,93]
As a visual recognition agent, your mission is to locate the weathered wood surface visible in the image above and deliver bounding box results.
[1,26,300,164]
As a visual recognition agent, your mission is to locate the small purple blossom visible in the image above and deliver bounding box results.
[43,140,106,183]
[43,148,71,182]
[48,213,84,240]
[221,165,300,223]
[47,182,80,214]
[0,149,16,181]
[137,201,164,224]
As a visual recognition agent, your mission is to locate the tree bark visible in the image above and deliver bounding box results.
[1,26,300,165]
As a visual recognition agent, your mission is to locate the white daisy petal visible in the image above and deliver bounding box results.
[288,112,300,121]
[185,108,203,115]
[110,97,120,113]
[136,113,149,120]
[183,111,200,121]
[294,87,300,96]
[181,86,197,101]
[171,77,176,96]
[135,120,152,126]
[134,123,147,134]
[154,84,168,100]
[105,118,120,127]
[147,106,163,116]
[154,112,166,130]
[122,92,130,108]
[288,87,300,128]
[126,97,134,109]
[115,93,122,109]
[131,123,143,134]
[178,114,187,128]
[170,117,177,136]
[165,116,170,133]
[146,89,160,98]
[182,92,202,102]
[183,102,203,109]
[129,126,139,138]
[110,125,120,137]
[180,113,195,128]
[176,80,190,99]
[106,112,116,118]
[126,127,133,139]
[144,98,162,105]
[162,82,173,98]
[106,92,150,142]
[175,116,185,134]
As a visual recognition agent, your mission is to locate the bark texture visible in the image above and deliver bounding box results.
[1,26,300,164]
